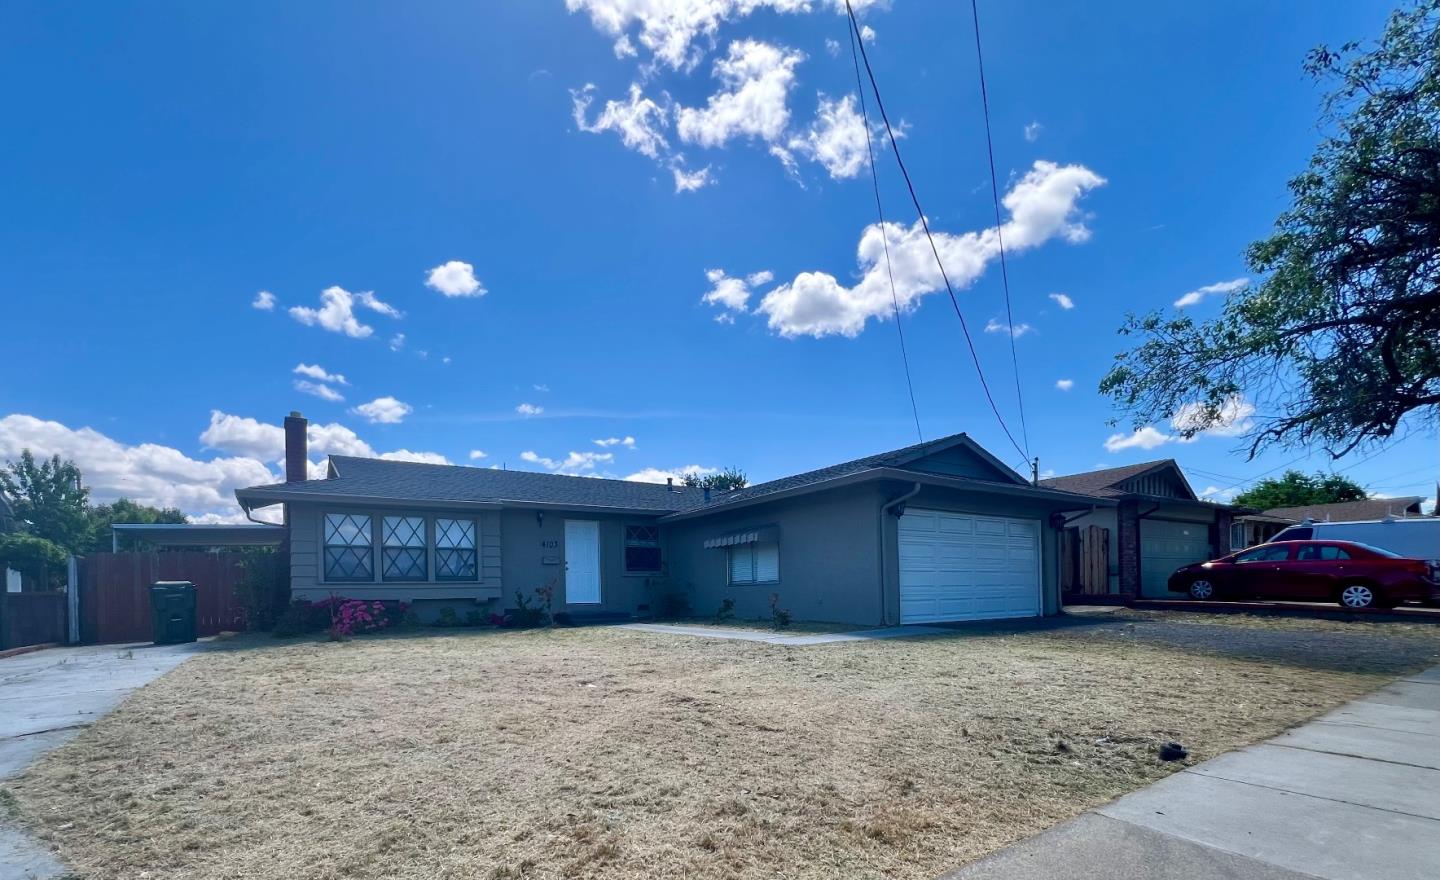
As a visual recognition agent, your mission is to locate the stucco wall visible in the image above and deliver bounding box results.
[663,484,888,625]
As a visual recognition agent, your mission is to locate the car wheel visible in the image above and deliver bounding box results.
[1338,583,1377,610]
[1188,579,1216,600]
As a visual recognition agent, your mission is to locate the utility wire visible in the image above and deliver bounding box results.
[967,0,1030,456]
[843,1,1027,461]
[847,12,922,444]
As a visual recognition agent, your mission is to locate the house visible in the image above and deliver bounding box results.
[1039,460,1241,600]
[233,412,1110,626]
[1233,496,1428,548]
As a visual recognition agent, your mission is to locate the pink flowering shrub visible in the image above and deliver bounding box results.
[297,596,412,640]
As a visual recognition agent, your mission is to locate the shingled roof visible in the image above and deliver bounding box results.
[1038,460,1177,499]
[1263,496,1425,523]
[237,455,710,513]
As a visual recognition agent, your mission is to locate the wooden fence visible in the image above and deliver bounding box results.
[1061,525,1111,596]
[78,552,248,644]
[0,591,68,651]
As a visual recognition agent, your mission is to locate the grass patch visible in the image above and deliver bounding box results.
[9,621,1439,879]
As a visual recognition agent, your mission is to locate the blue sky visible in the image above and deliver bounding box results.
[1,0,1434,522]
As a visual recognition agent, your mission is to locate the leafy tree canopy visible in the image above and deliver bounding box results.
[87,498,187,553]
[683,467,749,492]
[0,533,69,582]
[1234,470,1370,510]
[1103,1,1440,458]
[0,451,90,553]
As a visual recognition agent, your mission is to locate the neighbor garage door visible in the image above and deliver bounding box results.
[899,509,1041,624]
[1139,519,1213,598]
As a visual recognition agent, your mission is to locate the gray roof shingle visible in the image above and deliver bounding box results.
[1263,497,1425,523]
[1039,460,1174,498]
[238,455,709,513]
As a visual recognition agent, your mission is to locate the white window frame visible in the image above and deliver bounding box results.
[727,541,779,586]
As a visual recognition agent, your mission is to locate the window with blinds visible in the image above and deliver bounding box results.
[727,541,779,585]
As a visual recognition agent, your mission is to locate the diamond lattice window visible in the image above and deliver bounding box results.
[383,516,428,581]
[624,524,662,573]
[324,513,373,581]
[435,518,477,580]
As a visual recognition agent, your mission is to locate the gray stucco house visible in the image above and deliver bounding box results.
[234,413,1112,626]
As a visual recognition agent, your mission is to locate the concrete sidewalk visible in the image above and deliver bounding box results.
[618,622,954,645]
[1,641,205,879]
[942,665,1440,880]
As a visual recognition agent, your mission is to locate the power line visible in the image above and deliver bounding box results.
[846,11,922,444]
[967,0,1029,456]
[843,1,1028,462]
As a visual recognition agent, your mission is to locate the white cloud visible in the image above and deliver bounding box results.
[293,363,348,385]
[787,93,881,180]
[1049,292,1074,310]
[572,83,670,159]
[468,449,489,460]
[672,163,713,192]
[1056,379,1074,391]
[515,403,544,417]
[521,449,614,475]
[426,260,486,298]
[389,333,406,352]
[1175,277,1248,308]
[753,161,1105,337]
[0,413,278,521]
[1103,426,1173,452]
[984,318,1033,338]
[564,0,875,71]
[624,464,717,484]
[824,37,841,57]
[352,396,413,424]
[252,290,276,311]
[676,40,804,149]
[1171,396,1256,439]
[533,384,550,393]
[594,436,637,449]
[1024,121,1042,142]
[860,24,876,42]
[293,380,344,403]
[1198,485,1238,502]
[288,286,400,339]
[377,449,451,465]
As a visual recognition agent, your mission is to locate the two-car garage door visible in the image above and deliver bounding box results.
[899,509,1041,624]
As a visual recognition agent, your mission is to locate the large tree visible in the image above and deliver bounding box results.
[1102,1,1440,458]
[683,467,749,492]
[0,451,90,553]
[87,498,187,553]
[1234,470,1370,510]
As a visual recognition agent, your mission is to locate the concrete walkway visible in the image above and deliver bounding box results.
[941,665,1440,880]
[618,622,954,645]
[1,642,205,879]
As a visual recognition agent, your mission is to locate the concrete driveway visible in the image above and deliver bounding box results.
[1,642,205,879]
[941,664,1440,880]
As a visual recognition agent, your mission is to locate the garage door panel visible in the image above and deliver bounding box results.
[899,509,1041,624]
[1139,519,1212,598]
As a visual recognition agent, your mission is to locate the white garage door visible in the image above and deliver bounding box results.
[899,509,1041,624]
[1140,519,1212,598]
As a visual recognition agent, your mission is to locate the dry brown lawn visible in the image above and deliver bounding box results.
[9,617,1440,880]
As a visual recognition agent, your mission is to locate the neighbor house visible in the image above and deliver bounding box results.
[1232,495,1428,548]
[233,413,1110,626]
[1040,460,1242,600]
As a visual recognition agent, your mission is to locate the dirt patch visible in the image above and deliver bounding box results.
[8,622,1438,880]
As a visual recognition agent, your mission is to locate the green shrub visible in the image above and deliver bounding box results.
[713,598,735,624]
[434,606,461,628]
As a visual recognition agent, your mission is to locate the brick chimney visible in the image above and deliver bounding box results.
[284,411,308,482]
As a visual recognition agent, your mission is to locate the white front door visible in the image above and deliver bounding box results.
[564,519,602,604]
[898,509,1041,623]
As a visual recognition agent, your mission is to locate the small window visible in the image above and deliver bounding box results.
[435,518,477,580]
[1229,522,1245,550]
[382,516,427,581]
[728,541,779,585]
[624,525,662,573]
[324,513,373,581]
[1235,544,1291,563]
[1273,527,1313,542]
[1298,544,1352,561]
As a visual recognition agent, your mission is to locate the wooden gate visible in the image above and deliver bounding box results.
[78,552,248,644]
[1061,525,1111,596]
[0,591,68,650]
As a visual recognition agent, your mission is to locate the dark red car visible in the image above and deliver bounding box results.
[1167,540,1439,609]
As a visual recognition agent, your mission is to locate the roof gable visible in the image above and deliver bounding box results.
[1040,459,1197,501]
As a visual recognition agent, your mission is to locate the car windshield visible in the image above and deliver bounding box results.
[1346,542,1403,558]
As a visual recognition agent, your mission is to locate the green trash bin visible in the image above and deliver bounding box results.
[150,581,197,645]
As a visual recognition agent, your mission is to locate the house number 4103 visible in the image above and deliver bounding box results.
[540,539,559,549]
